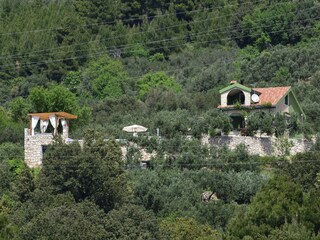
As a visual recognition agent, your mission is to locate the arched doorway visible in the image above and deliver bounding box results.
[229,113,245,130]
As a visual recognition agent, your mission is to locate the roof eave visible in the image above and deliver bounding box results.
[219,83,251,94]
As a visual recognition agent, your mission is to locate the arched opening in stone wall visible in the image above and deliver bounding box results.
[227,89,245,105]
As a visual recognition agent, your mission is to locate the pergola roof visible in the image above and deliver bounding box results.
[28,112,77,120]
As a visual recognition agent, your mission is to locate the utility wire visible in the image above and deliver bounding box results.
[0,0,267,36]
[18,159,320,168]
[0,1,317,60]
[0,23,317,72]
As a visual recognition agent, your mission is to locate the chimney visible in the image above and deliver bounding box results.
[230,80,237,84]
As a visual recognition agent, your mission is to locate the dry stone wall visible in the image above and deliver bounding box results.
[24,128,54,168]
[206,135,314,156]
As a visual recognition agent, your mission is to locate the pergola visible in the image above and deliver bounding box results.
[28,112,77,135]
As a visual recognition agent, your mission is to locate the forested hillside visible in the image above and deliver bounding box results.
[1,0,320,239]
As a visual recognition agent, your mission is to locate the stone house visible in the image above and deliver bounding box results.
[217,81,305,129]
[24,112,77,168]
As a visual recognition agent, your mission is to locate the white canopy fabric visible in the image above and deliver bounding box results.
[40,120,49,133]
[122,124,148,133]
[61,119,67,127]
[31,116,40,135]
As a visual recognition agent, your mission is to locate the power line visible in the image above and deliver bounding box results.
[0,0,266,36]
[0,23,317,73]
[0,1,317,60]
[22,159,320,168]
[0,0,276,59]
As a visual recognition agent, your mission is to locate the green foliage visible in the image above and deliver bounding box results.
[0,213,17,240]
[149,52,165,62]
[137,72,182,100]
[84,56,128,99]
[0,1,320,238]
[62,71,83,94]
[268,223,320,240]
[274,137,293,156]
[0,1,91,81]
[237,1,318,49]
[130,167,266,227]
[0,143,23,162]
[159,217,223,240]
[29,85,78,113]
[104,204,159,240]
[0,161,12,197]
[9,97,31,123]
[277,151,320,190]
[74,0,123,24]
[300,188,320,234]
[0,108,23,144]
[40,131,128,212]
[274,113,286,137]
[215,144,260,173]
[150,109,190,138]
[204,110,232,136]
[245,112,273,136]
[11,167,35,203]
[227,175,304,239]
[126,44,150,58]
[19,200,107,240]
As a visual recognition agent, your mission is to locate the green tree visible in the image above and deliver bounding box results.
[84,56,128,99]
[0,213,16,240]
[19,201,107,240]
[246,112,273,136]
[137,72,181,100]
[227,175,304,239]
[40,131,128,212]
[74,0,123,24]
[62,71,83,94]
[215,144,260,173]
[300,188,320,234]
[268,223,320,240]
[29,85,78,113]
[9,97,31,123]
[0,107,23,144]
[277,151,320,190]
[204,109,232,136]
[0,143,23,162]
[150,109,190,138]
[274,113,286,137]
[47,85,78,113]
[159,217,222,240]
[104,204,159,240]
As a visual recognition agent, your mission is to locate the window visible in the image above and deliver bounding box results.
[285,95,288,105]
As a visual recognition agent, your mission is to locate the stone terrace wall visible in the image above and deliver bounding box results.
[206,135,314,156]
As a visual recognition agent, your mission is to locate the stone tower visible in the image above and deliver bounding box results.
[24,112,77,168]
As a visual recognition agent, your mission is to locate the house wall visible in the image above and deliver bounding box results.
[271,97,289,115]
[288,92,303,115]
[221,92,228,106]
[205,135,314,156]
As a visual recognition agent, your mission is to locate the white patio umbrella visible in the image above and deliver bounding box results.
[122,124,148,135]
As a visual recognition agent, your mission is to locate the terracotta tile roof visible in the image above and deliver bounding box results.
[253,86,290,106]
[217,86,291,109]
